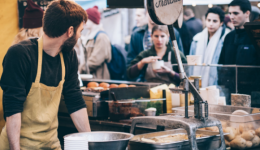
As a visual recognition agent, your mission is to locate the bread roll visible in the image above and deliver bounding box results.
[223,127,236,141]
[241,130,255,141]
[119,84,128,87]
[109,84,118,88]
[230,137,246,149]
[99,82,110,88]
[255,127,260,137]
[87,82,99,87]
[252,135,260,147]
[246,141,253,148]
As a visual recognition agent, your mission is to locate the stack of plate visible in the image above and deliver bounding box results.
[64,136,88,150]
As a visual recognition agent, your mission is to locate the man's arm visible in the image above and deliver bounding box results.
[70,108,91,132]
[6,113,21,150]
[1,45,30,150]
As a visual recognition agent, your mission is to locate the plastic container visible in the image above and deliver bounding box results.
[152,60,164,70]
[186,55,202,65]
[172,105,260,149]
[145,108,157,116]
[107,100,164,121]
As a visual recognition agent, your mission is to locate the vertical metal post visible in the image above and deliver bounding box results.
[194,78,200,119]
[205,101,208,120]
[199,101,203,121]
[167,24,186,79]
[183,79,189,118]
[162,90,167,113]
[236,66,238,93]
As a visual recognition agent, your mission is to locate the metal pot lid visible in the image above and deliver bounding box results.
[147,0,183,25]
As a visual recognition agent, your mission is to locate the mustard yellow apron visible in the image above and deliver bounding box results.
[0,37,65,150]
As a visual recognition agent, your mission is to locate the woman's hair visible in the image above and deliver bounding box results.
[205,7,225,23]
[12,27,43,45]
[151,25,169,35]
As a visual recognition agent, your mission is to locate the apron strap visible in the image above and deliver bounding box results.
[168,51,171,62]
[36,37,43,83]
[36,37,66,83]
[59,52,65,81]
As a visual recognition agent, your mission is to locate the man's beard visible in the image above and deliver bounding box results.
[60,33,77,53]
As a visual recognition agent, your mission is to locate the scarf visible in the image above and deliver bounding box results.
[193,26,223,87]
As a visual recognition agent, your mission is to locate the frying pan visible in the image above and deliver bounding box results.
[146,0,185,79]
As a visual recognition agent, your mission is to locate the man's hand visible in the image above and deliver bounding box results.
[70,108,91,132]
[6,113,21,150]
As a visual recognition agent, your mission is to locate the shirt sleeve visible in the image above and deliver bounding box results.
[62,50,86,114]
[1,45,30,118]
[126,50,149,79]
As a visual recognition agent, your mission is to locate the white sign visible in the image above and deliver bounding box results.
[153,0,183,25]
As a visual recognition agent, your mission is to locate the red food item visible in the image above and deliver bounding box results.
[109,84,119,88]
[87,82,99,88]
[118,84,128,88]
[99,82,110,88]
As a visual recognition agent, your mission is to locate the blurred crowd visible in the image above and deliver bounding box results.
[14,0,260,86]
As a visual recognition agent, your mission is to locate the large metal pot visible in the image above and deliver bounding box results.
[64,131,134,150]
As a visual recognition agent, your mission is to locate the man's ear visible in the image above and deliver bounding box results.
[67,26,74,38]
[245,10,250,18]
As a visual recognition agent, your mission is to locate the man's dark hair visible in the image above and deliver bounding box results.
[184,8,194,17]
[43,0,88,38]
[228,0,251,13]
[205,7,225,23]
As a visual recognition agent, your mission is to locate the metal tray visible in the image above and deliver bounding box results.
[128,129,227,150]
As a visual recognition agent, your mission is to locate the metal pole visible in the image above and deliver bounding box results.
[167,24,186,79]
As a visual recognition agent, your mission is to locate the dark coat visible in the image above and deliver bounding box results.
[185,17,203,38]
[218,29,258,65]
[176,22,193,56]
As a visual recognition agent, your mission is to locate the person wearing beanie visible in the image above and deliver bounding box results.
[12,0,44,45]
[76,6,112,79]
[0,1,91,149]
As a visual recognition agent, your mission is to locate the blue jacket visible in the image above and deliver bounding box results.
[127,25,184,66]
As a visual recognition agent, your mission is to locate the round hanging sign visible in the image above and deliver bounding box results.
[147,0,183,25]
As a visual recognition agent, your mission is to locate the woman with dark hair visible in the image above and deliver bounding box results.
[127,25,187,84]
[189,7,230,87]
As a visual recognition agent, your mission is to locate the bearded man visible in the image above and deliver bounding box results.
[0,0,91,149]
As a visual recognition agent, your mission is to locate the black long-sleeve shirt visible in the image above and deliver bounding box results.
[1,38,86,119]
